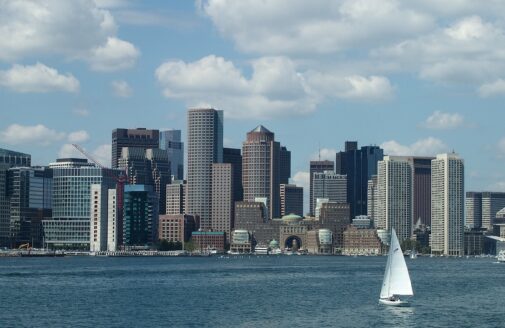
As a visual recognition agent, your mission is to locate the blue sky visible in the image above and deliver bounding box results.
[2,0,505,202]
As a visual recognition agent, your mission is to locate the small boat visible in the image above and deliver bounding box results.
[410,249,417,259]
[379,228,414,307]
[497,250,505,263]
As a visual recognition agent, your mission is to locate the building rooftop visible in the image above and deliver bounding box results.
[250,125,272,134]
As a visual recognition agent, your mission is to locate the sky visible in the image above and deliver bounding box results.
[2,0,505,210]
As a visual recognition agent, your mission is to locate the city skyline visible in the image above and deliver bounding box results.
[2,1,505,205]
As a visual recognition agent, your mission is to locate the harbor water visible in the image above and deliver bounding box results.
[0,256,503,327]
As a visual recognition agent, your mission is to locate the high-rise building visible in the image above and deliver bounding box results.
[309,160,334,216]
[211,164,234,242]
[123,185,159,247]
[160,130,184,180]
[111,128,159,168]
[242,125,280,219]
[223,147,243,203]
[280,146,291,185]
[187,108,223,230]
[312,171,347,206]
[6,167,52,247]
[90,184,108,252]
[280,184,303,217]
[166,180,186,215]
[465,191,505,230]
[376,156,413,242]
[118,147,171,214]
[43,158,119,249]
[107,188,118,251]
[431,153,464,256]
[407,157,434,227]
[335,142,383,219]
[0,148,31,247]
[367,175,378,220]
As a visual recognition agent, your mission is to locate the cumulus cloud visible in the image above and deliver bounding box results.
[478,79,505,97]
[381,137,448,156]
[421,111,464,129]
[67,130,90,143]
[0,63,79,93]
[58,144,84,159]
[0,124,65,146]
[311,148,337,161]
[92,144,112,166]
[155,55,393,119]
[111,80,133,97]
[0,1,138,70]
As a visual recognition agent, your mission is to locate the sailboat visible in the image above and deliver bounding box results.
[379,228,414,306]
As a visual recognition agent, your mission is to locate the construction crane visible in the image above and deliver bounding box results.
[72,144,127,233]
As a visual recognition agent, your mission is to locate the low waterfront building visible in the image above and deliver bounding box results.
[191,231,225,252]
[342,225,384,255]
[230,229,252,253]
[464,229,486,255]
[158,214,197,244]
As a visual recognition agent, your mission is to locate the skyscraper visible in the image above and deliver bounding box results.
[242,125,280,219]
[367,175,378,220]
[407,157,434,227]
[309,160,334,216]
[43,158,119,249]
[187,108,223,230]
[280,146,291,185]
[160,129,184,180]
[376,156,413,242]
[111,128,159,168]
[465,191,505,230]
[312,171,347,205]
[431,153,464,256]
[223,147,243,203]
[465,192,482,229]
[335,142,383,219]
[211,163,234,242]
[166,180,186,215]
[280,184,303,217]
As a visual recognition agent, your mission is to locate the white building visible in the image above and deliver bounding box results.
[107,189,118,251]
[90,184,119,252]
[376,156,413,242]
[431,153,464,256]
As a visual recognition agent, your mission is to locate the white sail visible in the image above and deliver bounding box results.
[380,228,413,298]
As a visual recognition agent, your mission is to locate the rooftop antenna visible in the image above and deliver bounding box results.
[318,142,321,161]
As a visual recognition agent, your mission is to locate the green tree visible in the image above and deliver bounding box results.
[184,239,196,252]
[158,239,170,251]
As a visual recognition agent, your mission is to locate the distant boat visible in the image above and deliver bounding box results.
[410,249,418,259]
[379,228,414,306]
[497,250,505,263]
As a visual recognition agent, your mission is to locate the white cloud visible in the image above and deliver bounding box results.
[73,108,90,117]
[0,63,79,93]
[58,143,84,159]
[478,79,505,97]
[0,1,138,70]
[311,148,337,161]
[111,80,133,97]
[88,37,140,72]
[92,144,112,166]
[381,137,448,156]
[421,111,464,129]
[0,124,65,146]
[156,55,393,119]
[67,130,90,143]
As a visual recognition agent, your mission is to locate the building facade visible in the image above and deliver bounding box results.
[279,146,291,185]
[431,153,464,256]
[158,214,197,244]
[465,192,505,231]
[280,184,303,217]
[186,108,223,230]
[112,128,159,168]
[166,180,186,215]
[223,147,243,204]
[312,171,347,206]
[123,185,159,248]
[211,163,234,242]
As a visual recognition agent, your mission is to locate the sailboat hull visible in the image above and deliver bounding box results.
[379,298,410,307]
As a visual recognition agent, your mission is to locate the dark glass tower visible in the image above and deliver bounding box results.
[111,128,159,168]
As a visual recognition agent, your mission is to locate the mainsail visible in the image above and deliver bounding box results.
[380,228,414,299]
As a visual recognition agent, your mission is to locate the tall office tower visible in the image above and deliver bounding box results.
[166,180,186,215]
[376,156,413,241]
[223,147,243,203]
[44,159,119,249]
[431,153,464,256]
[211,164,234,242]
[107,189,118,251]
[118,147,171,214]
[465,192,482,229]
[465,191,505,230]
[309,160,334,216]
[160,129,184,180]
[90,184,108,252]
[280,146,291,185]
[0,148,31,247]
[280,184,303,217]
[407,157,434,227]
[187,108,223,230]
[242,125,280,219]
[313,171,347,206]
[111,128,159,168]
[6,167,52,248]
[123,185,159,247]
[367,175,378,220]
[335,142,383,219]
